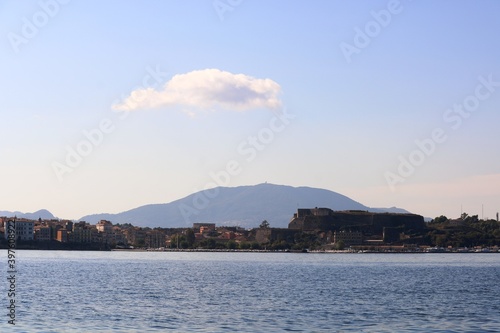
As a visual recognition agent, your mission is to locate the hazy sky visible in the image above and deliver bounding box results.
[1,0,499,221]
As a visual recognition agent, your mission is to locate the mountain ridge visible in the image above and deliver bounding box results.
[1,184,417,228]
[79,183,413,228]
[0,209,55,220]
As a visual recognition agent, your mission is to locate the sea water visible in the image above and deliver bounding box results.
[1,250,499,332]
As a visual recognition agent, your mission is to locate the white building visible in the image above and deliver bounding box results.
[4,219,34,241]
[96,220,113,234]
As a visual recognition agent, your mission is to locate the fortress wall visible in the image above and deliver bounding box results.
[288,217,304,230]
[290,210,425,234]
[372,214,425,233]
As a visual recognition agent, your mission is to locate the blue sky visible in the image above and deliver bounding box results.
[1,0,499,221]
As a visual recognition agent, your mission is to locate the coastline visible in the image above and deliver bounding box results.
[110,247,500,254]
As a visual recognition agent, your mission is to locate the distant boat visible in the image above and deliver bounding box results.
[425,247,446,253]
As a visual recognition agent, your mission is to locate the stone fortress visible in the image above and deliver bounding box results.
[256,208,426,246]
[288,207,425,234]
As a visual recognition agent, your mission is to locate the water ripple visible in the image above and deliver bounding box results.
[0,251,499,332]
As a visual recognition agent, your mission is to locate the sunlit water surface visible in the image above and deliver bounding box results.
[1,251,499,332]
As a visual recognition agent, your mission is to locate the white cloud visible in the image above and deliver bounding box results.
[112,69,282,113]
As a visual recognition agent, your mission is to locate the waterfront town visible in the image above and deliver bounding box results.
[1,208,499,252]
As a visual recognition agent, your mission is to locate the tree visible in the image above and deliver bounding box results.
[206,238,217,249]
[135,239,145,248]
[435,235,446,247]
[226,240,237,249]
[270,240,290,250]
[431,215,448,224]
[250,241,261,250]
[467,215,479,223]
[334,240,345,250]
[239,242,251,249]
[185,229,195,247]
[171,234,187,248]
[259,220,270,229]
